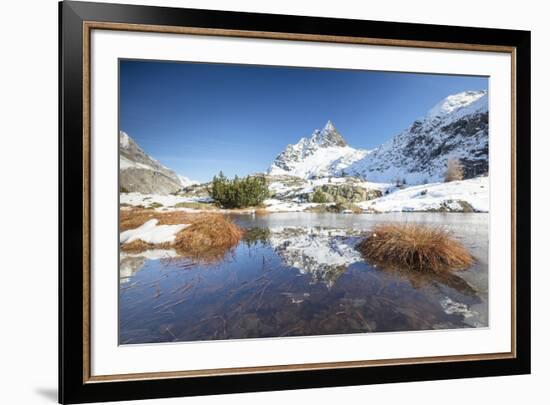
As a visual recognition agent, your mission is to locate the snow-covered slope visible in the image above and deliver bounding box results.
[119,131,183,195]
[347,90,488,184]
[268,121,368,179]
[357,177,489,213]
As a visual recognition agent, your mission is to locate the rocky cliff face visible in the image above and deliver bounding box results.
[119,131,183,195]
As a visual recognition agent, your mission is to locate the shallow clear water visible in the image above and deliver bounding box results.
[119,212,488,344]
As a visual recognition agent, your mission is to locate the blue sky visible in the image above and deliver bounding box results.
[120,60,487,182]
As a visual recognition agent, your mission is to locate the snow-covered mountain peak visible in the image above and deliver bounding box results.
[427,90,487,121]
[324,120,336,131]
[267,121,367,178]
[311,120,347,148]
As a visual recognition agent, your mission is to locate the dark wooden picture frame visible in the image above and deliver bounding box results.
[59,1,531,403]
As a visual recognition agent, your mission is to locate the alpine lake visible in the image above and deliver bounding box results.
[119,212,488,344]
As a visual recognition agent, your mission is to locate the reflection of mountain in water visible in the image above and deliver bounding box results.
[120,256,145,283]
[119,249,177,283]
[268,227,363,287]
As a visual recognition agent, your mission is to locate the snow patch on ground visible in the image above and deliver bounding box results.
[309,177,391,190]
[263,199,319,212]
[357,177,488,213]
[120,193,212,208]
[120,219,189,244]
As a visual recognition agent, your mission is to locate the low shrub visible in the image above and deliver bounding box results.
[210,172,270,209]
[356,223,473,272]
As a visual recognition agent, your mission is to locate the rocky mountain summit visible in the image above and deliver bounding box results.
[119,131,183,194]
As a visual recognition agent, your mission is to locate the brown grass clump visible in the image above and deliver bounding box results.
[356,223,473,272]
[120,239,166,252]
[172,214,243,261]
[120,208,208,232]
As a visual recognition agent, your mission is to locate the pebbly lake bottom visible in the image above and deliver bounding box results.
[119,212,488,344]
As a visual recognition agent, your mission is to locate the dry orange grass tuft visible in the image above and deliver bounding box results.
[172,214,243,262]
[120,239,164,252]
[356,223,473,272]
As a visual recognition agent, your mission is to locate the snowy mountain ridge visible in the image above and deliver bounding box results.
[348,90,488,183]
[268,90,489,184]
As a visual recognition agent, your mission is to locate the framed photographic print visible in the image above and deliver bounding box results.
[59,1,531,403]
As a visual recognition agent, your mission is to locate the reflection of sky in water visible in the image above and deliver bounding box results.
[119,213,488,344]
